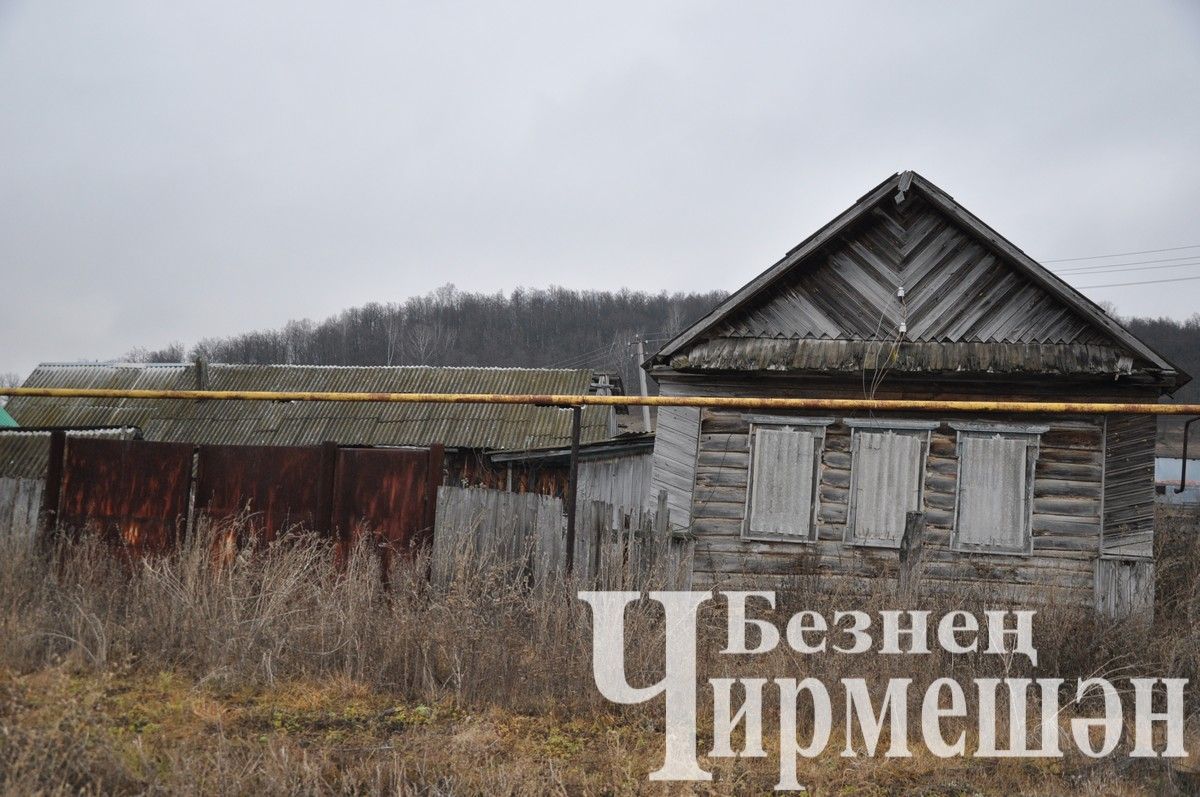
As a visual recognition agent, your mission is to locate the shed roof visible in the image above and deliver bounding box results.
[0,427,141,480]
[651,171,1187,390]
[5,363,612,453]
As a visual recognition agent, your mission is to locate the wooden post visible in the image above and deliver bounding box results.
[424,443,444,545]
[40,430,66,546]
[564,405,582,575]
[898,511,925,598]
[316,441,339,542]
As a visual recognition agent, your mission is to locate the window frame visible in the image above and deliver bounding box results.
[843,419,938,549]
[740,416,833,544]
[949,422,1048,556]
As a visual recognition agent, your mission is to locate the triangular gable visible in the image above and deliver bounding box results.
[655,172,1183,384]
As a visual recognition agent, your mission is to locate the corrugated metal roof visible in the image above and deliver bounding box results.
[0,427,141,479]
[0,405,16,427]
[6,363,612,454]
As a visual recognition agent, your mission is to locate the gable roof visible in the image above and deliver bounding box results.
[652,172,1185,389]
[5,363,613,451]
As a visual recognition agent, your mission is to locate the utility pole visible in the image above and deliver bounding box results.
[635,335,653,432]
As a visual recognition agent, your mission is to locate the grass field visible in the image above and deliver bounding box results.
[2,509,1200,795]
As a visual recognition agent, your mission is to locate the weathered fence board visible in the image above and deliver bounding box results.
[1095,557,1153,618]
[432,486,563,585]
[0,477,44,538]
[432,485,692,588]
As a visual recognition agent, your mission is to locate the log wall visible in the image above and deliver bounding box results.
[688,408,1105,604]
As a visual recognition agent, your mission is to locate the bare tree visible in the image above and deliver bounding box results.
[404,321,457,365]
[383,305,404,366]
[125,342,185,363]
[0,371,20,407]
[1098,301,1122,321]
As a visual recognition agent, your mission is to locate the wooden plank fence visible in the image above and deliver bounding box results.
[432,485,692,589]
[1095,557,1154,618]
[0,477,44,538]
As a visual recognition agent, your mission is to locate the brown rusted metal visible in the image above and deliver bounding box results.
[316,440,338,539]
[195,444,324,544]
[332,447,437,584]
[3,386,1198,415]
[450,450,568,497]
[57,438,193,555]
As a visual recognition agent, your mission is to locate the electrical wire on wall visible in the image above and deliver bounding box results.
[862,286,908,405]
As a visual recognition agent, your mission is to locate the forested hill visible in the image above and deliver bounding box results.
[132,286,729,396]
[1124,316,1200,404]
[131,285,1200,406]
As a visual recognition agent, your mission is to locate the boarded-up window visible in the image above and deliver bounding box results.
[846,424,932,548]
[743,421,827,541]
[952,429,1041,554]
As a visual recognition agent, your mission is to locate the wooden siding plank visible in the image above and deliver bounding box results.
[649,406,700,529]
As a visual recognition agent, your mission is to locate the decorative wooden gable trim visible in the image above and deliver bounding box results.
[653,172,1184,388]
[714,195,1109,345]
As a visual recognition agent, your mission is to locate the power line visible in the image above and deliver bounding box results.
[1075,274,1200,289]
[1043,243,1200,264]
[1056,258,1200,277]
[1054,260,1200,278]
[548,342,617,368]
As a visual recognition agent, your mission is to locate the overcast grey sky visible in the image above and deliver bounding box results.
[1,2,1198,379]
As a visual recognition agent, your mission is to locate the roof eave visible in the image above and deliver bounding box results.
[652,172,905,362]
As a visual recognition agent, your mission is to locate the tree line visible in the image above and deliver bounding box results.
[129,285,1200,405]
[131,285,727,396]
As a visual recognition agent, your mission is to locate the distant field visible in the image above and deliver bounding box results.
[2,511,1200,794]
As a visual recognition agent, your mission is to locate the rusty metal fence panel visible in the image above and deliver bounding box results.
[57,438,193,555]
[45,437,444,574]
[195,444,325,543]
[333,446,440,569]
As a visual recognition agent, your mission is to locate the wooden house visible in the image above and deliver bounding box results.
[645,171,1188,614]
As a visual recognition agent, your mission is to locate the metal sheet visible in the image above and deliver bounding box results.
[57,437,193,555]
[195,444,324,543]
[333,447,437,553]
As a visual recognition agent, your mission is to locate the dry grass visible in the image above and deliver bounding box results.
[0,509,1199,794]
